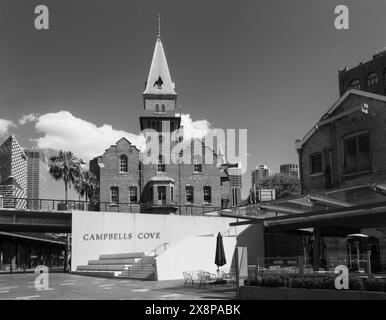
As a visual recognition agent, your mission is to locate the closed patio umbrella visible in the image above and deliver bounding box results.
[215,232,227,271]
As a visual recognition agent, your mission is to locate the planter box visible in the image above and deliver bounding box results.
[240,286,386,300]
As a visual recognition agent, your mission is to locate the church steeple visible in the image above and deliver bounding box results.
[143,14,176,96]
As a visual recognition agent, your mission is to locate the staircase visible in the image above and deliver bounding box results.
[74,252,157,280]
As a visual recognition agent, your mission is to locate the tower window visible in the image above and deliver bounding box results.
[110,187,119,204]
[204,186,211,203]
[158,155,165,172]
[154,76,163,89]
[120,155,128,172]
[186,186,194,204]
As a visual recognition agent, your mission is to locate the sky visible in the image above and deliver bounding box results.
[1,0,386,197]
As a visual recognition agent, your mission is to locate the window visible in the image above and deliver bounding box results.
[310,153,323,175]
[204,186,211,203]
[171,186,174,203]
[194,163,202,173]
[110,187,119,204]
[129,186,137,203]
[155,104,159,113]
[349,79,361,90]
[367,72,379,86]
[186,186,194,204]
[161,104,165,113]
[120,155,128,172]
[343,133,371,175]
[158,155,165,172]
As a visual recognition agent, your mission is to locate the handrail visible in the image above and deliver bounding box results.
[147,242,170,257]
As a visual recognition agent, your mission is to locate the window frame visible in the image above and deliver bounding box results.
[203,186,212,204]
[157,154,166,172]
[309,152,323,176]
[129,186,138,203]
[185,186,194,204]
[342,131,371,177]
[119,155,128,173]
[110,187,119,205]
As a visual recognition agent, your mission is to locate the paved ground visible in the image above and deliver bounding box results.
[0,273,236,300]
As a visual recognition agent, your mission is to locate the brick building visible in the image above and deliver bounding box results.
[90,25,224,215]
[339,50,386,97]
[296,89,386,194]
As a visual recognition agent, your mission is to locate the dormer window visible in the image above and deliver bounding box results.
[154,76,163,89]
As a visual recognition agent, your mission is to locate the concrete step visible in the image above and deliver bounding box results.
[72,271,117,278]
[88,258,139,265]
[99,252,145,260]
[118,273,156,280]
[77,264,129,271]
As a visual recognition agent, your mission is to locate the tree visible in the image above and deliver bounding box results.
[48,151,81,202]
[74,170,98,203]
[253,173,301,200]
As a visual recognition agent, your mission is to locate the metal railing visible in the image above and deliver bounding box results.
[0,197,223,215]
[147,242,170,257]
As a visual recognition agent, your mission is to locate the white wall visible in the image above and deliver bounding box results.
[71,210,243,271]
[156,235,236,281]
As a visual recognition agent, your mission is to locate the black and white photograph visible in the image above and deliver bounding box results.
[1,0,386,310]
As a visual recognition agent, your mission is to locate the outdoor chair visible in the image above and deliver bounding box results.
[183,272,193,286]
[222,269,236,285]
[197,271,217,288]
[183,271,202,287]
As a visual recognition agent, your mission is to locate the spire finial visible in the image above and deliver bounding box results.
[157,13,161,38]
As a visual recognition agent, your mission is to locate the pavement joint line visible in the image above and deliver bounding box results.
[15,295,40,300]
[0,286,18,290]
[132,288,150,292]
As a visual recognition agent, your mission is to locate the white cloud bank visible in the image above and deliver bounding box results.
[25,111,213,161]
[0,119,16,137]
[18,113,39,125]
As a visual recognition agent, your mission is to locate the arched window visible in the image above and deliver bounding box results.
[161,104,165,113]
[367,72,379,86]
[349,79,361,90]
[155,104,159,113]
[120,155,128,172]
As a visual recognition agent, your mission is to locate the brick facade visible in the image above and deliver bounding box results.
[297,91,386,194]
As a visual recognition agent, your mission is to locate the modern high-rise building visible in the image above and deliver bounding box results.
[280,163,299,178]
[24,149,50,209]
[0,135,27,208]
[251,165,272,187]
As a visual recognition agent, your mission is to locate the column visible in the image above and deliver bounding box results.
[313,227,321,271]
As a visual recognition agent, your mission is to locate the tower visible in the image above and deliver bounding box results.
[139,14,181,134]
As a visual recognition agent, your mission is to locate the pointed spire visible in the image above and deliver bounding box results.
[143,15,176,95]
[157,13,161,38]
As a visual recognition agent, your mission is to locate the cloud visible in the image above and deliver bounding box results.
[179,113,213,141]
[34,111,146,161]
[19,113,39,125]
[0,119,16,137]
[32,111,215,161]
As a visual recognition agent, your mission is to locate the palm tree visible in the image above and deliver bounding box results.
[48,151,81,203]
[74,170,98,203]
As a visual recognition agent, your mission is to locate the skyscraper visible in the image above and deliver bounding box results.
[0,135,27,208]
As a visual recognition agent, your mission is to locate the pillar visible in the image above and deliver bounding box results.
[313,227,321,270]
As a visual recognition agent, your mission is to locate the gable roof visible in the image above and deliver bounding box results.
[295,89,386,150]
